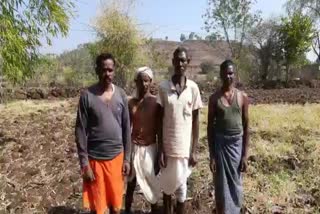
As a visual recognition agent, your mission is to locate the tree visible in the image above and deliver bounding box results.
[0,0,74,83]
[248,19,282,80]
[180,34,186,42]
[205,33,225,44]
[93,0,164,88]
[188,32,202,40]
[93,2,143,88]
[203,0,260,60]
[286,0,320,62]
[59,43,94,75]
[278,13,315,81]
[286,0,320,18]
[313,32,320,62]
[194,34,203,40]
[189,32,195,40]
[205,33,217,42]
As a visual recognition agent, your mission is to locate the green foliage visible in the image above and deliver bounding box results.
[56,44,97,87]
[26,53,96,87]
[278,13,315,80]
[26,55,61,86]
[93,2,145,88]
[248,18,282,80]
[92,1,167,88]
[0,0,74,84]
[236,48,259,83]
[203,0,260,59]
[58,43,95,75]
[285,0,320,62]
[205,33,222,42]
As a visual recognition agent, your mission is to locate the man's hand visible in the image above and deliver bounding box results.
[209,158,216,173]
[122,160,131,176]
[189,152,197,167]
[82,166,95,182]
[240,156,248,172]
[159,151,167,168]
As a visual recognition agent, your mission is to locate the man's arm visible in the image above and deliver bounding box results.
[156,86,164,152]
[122,94,132,163]
[128,98,134,129]
[157,104,164,150]
[242,92,249,159]
[156,85,167,168]
[190,109,199,161]
[75,93,89,170]
[189,84,203,166]
[207,94,216,160]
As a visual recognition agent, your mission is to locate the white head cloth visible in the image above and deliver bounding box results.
[135,66,153,80]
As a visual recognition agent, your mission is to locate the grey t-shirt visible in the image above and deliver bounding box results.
[75,85,131,168]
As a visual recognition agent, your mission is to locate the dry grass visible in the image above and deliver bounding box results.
[0,100,319,213]
[195,105,320,213]
[0,100,71,116]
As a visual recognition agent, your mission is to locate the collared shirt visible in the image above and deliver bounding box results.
[157,78,203,158]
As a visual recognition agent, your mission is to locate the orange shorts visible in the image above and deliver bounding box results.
[83,152,124,214]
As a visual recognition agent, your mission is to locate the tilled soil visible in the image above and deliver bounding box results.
[200,88,320,105]
[0,100,213,214]
[1,92,320,214]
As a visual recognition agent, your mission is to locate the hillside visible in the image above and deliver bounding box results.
[151,39,232,72]
[152,40,231,65]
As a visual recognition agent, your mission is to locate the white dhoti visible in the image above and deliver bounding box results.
[128,143,161,204]
[159,157,192,202]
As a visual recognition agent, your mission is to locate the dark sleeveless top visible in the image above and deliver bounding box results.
[215,89,243,136]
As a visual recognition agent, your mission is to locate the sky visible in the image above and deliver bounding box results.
[40,0,317,61]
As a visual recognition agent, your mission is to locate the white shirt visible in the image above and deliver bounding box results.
[157,78,203,158]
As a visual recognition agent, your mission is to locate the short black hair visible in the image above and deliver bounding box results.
[95,53,116,69]
[220,60,234,77]
[173,46,189,59]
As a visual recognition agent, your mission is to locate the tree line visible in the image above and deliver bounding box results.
[0,0,319,87]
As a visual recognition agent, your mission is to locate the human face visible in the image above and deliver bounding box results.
[136,73,152,95]
[221,65,235,86]
[172,51,189,76]
[96,59,115,86]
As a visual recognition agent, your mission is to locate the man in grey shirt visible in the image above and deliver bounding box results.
[75,53,131,214]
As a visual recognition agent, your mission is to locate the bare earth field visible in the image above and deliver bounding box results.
[0,99,320,214]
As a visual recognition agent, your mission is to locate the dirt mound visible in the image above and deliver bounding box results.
[246,88,320,104]
[198,82,320,104]
[250,80,320,89]
[2,84,320,106]
[0,87,81,102]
